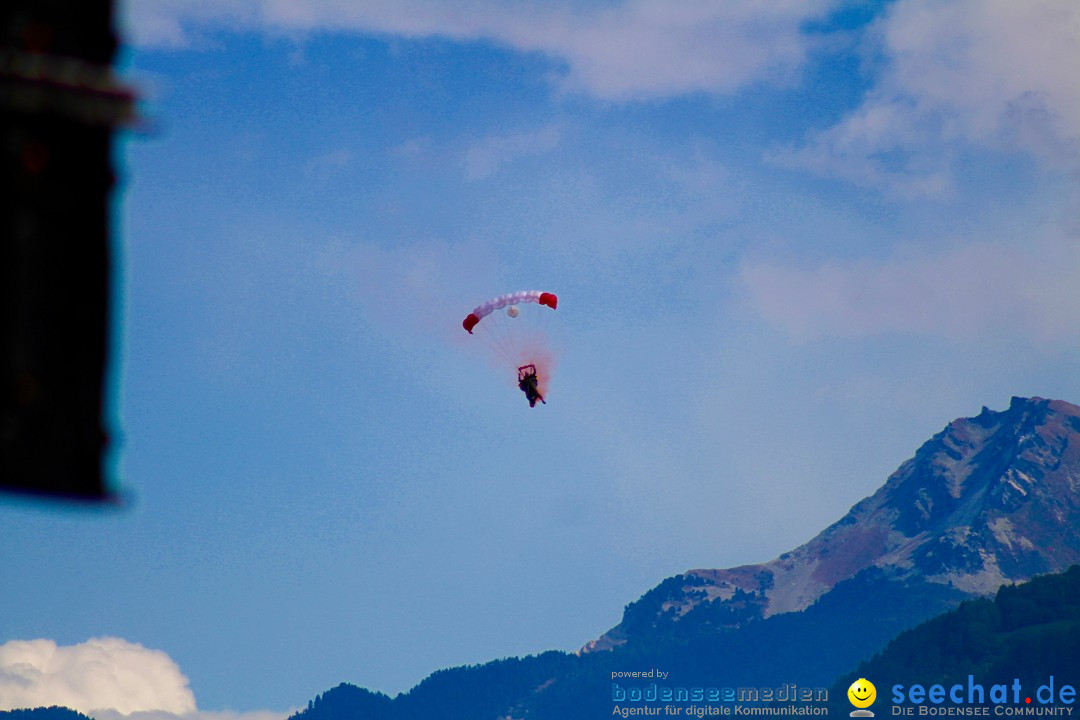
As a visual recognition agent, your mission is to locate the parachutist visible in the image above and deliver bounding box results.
[461,291,558,406]
[517,364,545,407]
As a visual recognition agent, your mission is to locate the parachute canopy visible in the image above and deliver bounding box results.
[462,291,557,334]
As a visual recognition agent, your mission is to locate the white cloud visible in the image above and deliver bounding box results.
[740,234,1080,343]
[0,639,288,720]
[93,710,286,720]
[392,136,434,161]
[778,0,1080,194]
[0,638,195,715]
[314,237,503,342]
[120,0,836,100]
[303,148,354,180]
[463,125,561,180]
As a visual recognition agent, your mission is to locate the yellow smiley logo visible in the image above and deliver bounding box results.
[848,678,876,709]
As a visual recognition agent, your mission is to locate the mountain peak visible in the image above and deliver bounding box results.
[584,397,1080,653]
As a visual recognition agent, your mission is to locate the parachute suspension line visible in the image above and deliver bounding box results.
[481,314,516,365]
[515,298,551,369]
[536,299,554,350]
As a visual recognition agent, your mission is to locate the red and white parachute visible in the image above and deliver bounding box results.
[462,290,559,404]
[462,291,557,334]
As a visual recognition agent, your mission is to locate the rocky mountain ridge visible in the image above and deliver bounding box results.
[585,396,1080,652]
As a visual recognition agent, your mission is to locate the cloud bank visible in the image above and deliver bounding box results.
[0,638,285,720]
[121,0,836,100]
[0,638,196,715]
[740,234,1080,343]
[121,0,1080,188]
[778,0,1080,194]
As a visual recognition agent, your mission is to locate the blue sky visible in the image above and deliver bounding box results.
[2,0,1080,715]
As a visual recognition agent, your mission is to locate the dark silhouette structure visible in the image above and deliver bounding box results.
[2,0,132,500]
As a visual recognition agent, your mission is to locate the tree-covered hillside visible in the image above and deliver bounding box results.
[830,565,1080,711]
[0,708,95,720]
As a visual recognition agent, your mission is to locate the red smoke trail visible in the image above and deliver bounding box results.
[515,331,558,400]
